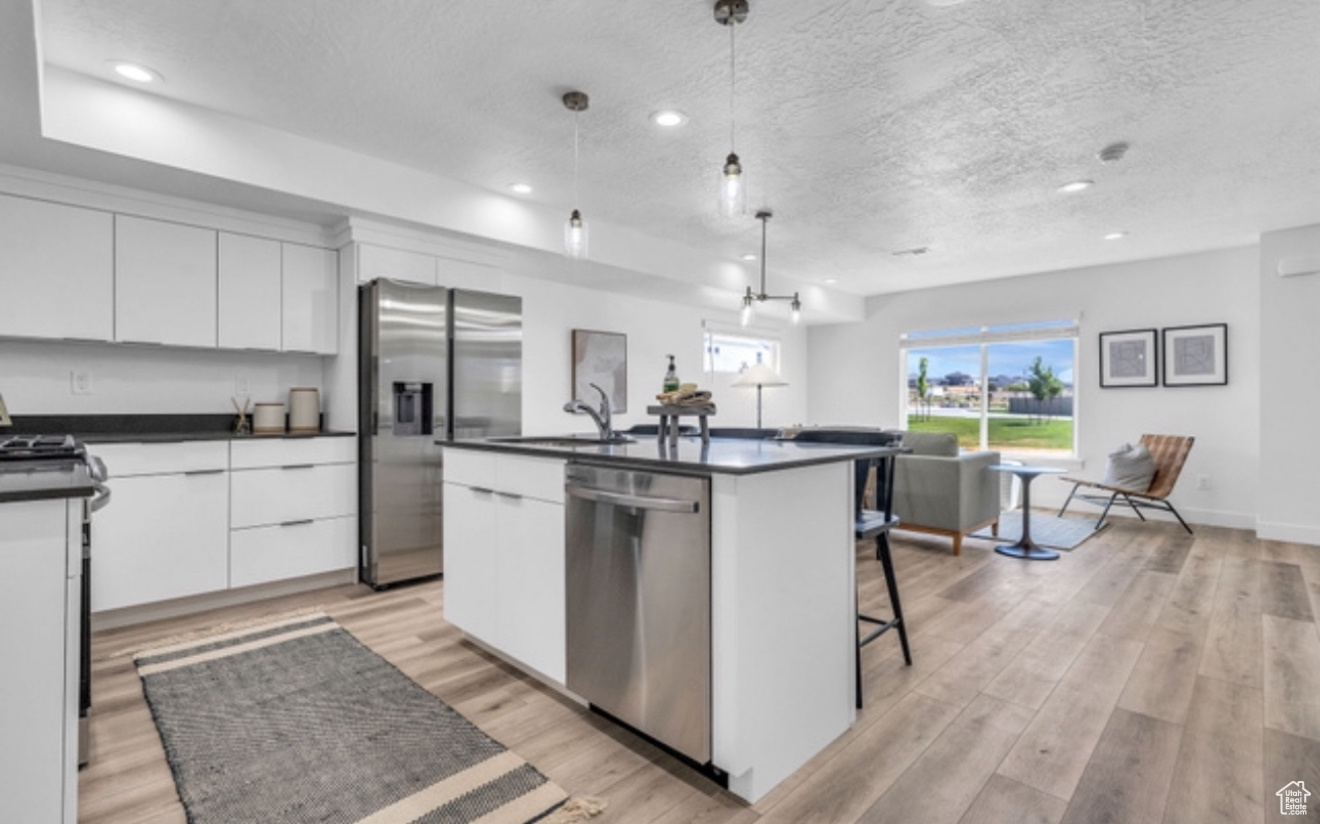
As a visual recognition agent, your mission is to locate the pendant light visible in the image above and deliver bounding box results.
[714,0,748,217]
[740,210,801,326]
[563,91,589,258]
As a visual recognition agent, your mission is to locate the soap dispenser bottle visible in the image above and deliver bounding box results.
[663,355,680,393]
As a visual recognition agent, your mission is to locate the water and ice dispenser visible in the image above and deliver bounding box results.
[392,382,433,436]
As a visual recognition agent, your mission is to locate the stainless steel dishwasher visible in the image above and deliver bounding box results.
[565,463,712,764]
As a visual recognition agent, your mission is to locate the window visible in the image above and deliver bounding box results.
[704,330,779,375]
[902,320,1077,456]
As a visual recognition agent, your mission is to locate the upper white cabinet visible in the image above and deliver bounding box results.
[115,215,218,348]
[282,243,338,354]
[0,194,113,341]
[218,232,282,351]
[357,243,436,286]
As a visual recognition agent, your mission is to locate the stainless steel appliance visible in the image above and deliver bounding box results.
[564,464,712,764]
[0,434,109,768]
[358,280,521,588]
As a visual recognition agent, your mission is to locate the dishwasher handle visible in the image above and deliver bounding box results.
[565,484,700,514]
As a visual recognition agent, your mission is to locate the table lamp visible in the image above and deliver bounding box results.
[731,357,787,428]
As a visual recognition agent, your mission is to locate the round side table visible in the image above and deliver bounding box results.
[988,465,1066,560]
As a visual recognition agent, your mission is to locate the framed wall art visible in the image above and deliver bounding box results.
[1162,323,1227,386]
[571,329,627,411]
[1099,328,1158,388]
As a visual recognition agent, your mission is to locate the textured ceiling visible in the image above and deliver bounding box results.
[36,0,1320,297]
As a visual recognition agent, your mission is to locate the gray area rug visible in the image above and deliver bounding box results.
[973,511,1108,550]
[135,612,579,824]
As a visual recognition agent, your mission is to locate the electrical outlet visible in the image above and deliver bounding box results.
[71,370,93,395]
[235,375,250,396]
[1196,474,1211,491]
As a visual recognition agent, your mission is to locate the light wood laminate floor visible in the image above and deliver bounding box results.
[79,518,1320,824]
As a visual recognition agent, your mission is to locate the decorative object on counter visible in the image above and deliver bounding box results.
[571,329,626,412]
[1099,328,1158,388]
[1162,323,1227,386]
[251,402,285,435]
[740,209,802,326]
[663,354,680,393]
[230,397,251,436]
[731,352,786,428]
[649,384,716,445]
[0,392,10,427]
[714,0,749,217]
[288,387,320,433]
[133,612,591,824]
[563,91,590,259]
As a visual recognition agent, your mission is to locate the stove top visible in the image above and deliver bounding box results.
[0,434,84,461]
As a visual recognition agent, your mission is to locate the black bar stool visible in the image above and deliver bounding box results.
[792,429,913,708]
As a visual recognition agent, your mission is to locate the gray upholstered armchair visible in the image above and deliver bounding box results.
[891,431,1001,556]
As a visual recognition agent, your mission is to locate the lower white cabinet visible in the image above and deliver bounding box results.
[229,437,356,587]
[0,498,81,824]
[92,443,230,611]
[442,450,565,683]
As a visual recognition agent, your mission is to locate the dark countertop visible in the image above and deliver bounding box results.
[7,414,354,444]
[443,435,901,476]
[0,460,96,504]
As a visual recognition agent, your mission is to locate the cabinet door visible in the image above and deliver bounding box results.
[0,194,114,342]
[497,495,566,683]
[230,462,356,528]
[357,243,435,285]
[0,501,71,824]
[115,215,218,347]
[282,244,338,354]
[92,470,230,611]
[230,515,355,588]
[218,232,281,350]
[441,483,500,643]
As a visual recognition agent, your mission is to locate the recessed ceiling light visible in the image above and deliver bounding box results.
[651,110,688,127]
[508,182,533,195]
[1104,231,1128,240]
[740,253,757,261]
[1058,179,1093,194]
[824,278,838,284]
[112,62,160,83]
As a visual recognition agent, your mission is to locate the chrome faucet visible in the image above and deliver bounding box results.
[563,382,614,440]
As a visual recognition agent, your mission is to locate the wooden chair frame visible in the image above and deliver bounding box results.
[1058,434,1195,534]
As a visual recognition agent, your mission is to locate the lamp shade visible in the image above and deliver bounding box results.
[732,362,788,388]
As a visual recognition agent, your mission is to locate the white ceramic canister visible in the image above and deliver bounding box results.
[252,402,286,435]
[288,387,320,433]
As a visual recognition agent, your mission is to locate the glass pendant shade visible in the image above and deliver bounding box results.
[564,208,588,258]
[720,153,746,217]
[790,295,802,325]
[740,290,755,327]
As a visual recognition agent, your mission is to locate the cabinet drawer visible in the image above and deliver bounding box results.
[230,516,356,588]
[231,436,355,469]
[496,454,565,504]
[231,462,356,527]
[92,441,229,477]
[443,447,497,489]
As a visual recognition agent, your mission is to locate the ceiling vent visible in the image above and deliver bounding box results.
[892,246,930,257]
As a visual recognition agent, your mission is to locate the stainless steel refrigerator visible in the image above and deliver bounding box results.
[358,279,521,588]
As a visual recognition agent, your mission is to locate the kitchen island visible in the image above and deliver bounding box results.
[441,435,899,803]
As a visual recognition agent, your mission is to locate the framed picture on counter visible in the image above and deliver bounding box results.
[1163,323,1228,386]
[1099,328,1157,388]
[571,329,627,412]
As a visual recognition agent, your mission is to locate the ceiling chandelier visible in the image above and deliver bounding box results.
[563,91,589,258]
[714,0,748,217]
[741,210,801,326]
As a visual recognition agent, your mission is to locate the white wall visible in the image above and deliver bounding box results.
[0,339,325,417]
[808,246,1260,528]
[1258,224,1320,543]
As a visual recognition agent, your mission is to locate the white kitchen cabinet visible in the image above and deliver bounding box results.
[218,232,281,350]
[357,243,436,285]
[115,215,218,348]
[92,443,230,611]
[229,437,356,586]
[282,243,338,354]
[0,498,81,824]
[0,194,114,342]
[435,256,500,290]
[442,450,566,683]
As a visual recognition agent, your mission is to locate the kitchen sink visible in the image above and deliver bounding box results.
[488,435,636,447]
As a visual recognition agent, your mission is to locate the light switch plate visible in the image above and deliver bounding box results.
[0,393,11,426]
[71,370,93,395]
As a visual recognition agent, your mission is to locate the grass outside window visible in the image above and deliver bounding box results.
[906,415,1073,452]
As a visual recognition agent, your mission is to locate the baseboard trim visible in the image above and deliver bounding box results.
[1255,520,1320,546]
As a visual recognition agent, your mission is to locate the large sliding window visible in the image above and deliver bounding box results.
[901,320,1078,456]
